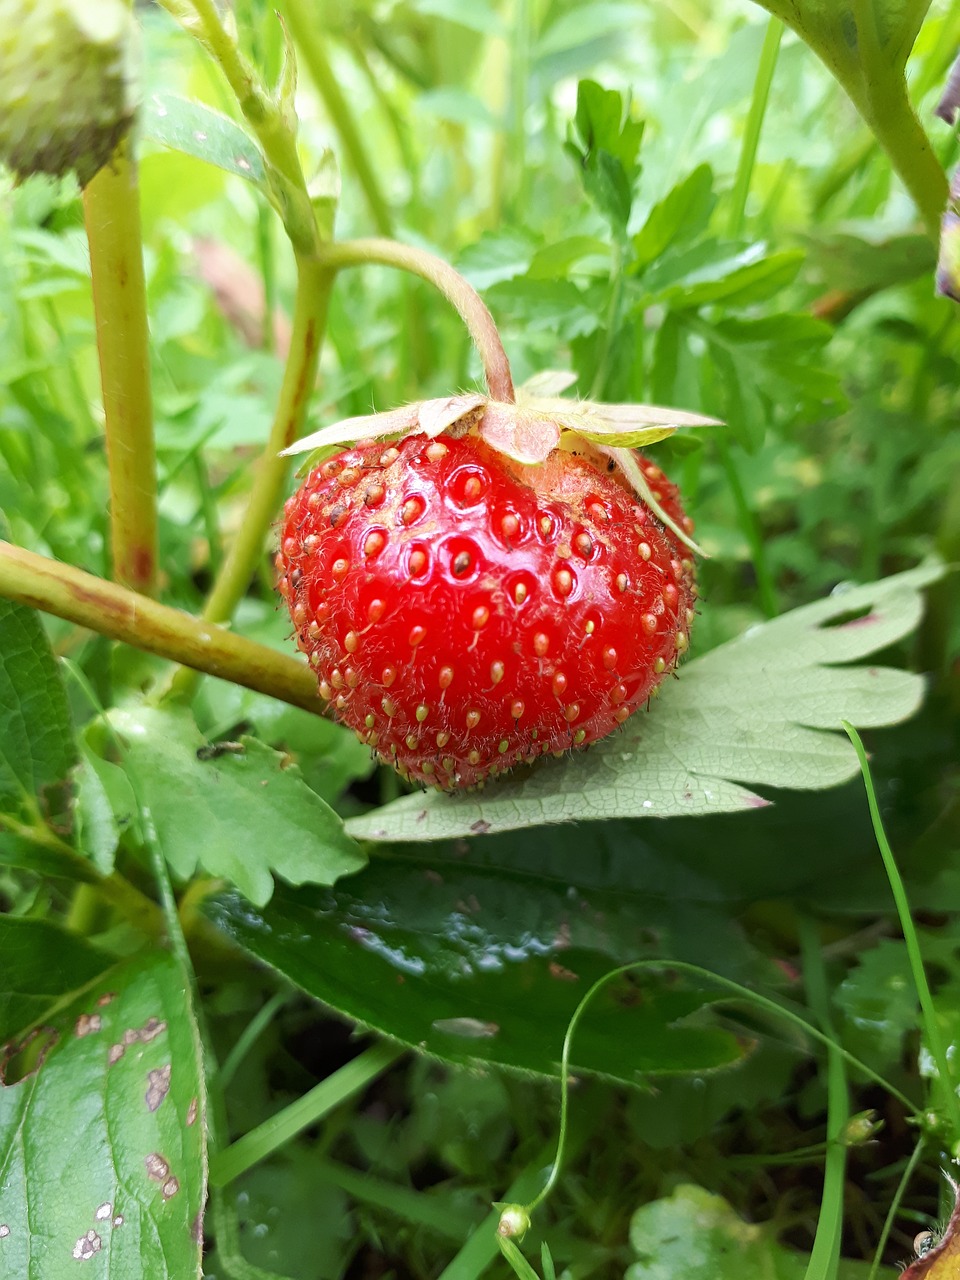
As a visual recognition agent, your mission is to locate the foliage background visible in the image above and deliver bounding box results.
[1,1,959,1278]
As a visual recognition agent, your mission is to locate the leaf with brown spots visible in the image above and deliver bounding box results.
[0,950,205,1279]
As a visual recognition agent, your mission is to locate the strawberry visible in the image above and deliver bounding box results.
[276,430,696,790]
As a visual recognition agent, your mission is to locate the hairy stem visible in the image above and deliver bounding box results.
[156,0,322,255]
[279,0,394,235]
[82,137,158,595]
[0,540,320,714]
[318,238,515,402]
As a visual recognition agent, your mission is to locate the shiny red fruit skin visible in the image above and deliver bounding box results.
[276,433,695,790]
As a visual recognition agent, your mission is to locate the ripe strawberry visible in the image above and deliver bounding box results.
[276,432,695,790]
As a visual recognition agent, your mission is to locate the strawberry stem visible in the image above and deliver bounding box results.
[82,136,158,596]
[0,538,322,715]
[317,238,515,403]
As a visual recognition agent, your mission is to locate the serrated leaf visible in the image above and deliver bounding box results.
[346,565,942,843]
[0,950,205,1279]
[652,247,805,310]
[106,707,366,907]
[0,916,114,1043]
[566,79,643,229]
[141,94,269,194]
[0,597,76,826]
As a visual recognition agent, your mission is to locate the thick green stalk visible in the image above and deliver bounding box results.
[198,255,331,624]
[0,539,320,714]
[317,238,515,401]
[856,70,947,242]
[82,137,158,595]
[279,0,394,235]
[728,17,784,237]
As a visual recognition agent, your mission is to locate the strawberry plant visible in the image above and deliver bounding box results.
[1,2,960,1279]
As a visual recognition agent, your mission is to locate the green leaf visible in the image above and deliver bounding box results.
[346,564,942,843]
[205,823,757,1084]
[0,949,205,1279]
[141,93,269,194]
[73,748,122,874]
[633,164,716,272]
[565,80,643,230]
[0,596,76,826]
[802,229,935,293]
[0,916,114,1042]
[627,1184,804,1280]
[106,707,367,907]
[648,246,805,309]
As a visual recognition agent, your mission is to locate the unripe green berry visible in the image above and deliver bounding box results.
[0,0,138,186]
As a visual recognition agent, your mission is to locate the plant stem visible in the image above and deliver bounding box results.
[279,0,394,235]
[156,0,321,255]
[857,70,947,242]
[0,539,321,714]
[318,238,515,402]
[209,1040,404,1186]
[799,916,848,1280]
[728,16,784,238]
[82,137,158,596]
[843,721,960,1141]
[199,255,331,627]
[161,254,333,703]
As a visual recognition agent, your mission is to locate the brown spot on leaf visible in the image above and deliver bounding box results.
[470,819,491,834]
[112,1216,123,1229]
[138,1017,166,1044]
[145,1064,171,1112]
[186,1097,198,1126]
[96,993,116,1008]
[549,962,579,982]
[144,1153,170,1182]
[108,1044,125,1066]
[72,1230,102,1260]
[95,1203,112,1222]
[162,1177,180,1200]
[75,1014,101,1038]
[0,1225,9,1238]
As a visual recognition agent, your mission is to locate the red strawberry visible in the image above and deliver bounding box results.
[276,432,695,790]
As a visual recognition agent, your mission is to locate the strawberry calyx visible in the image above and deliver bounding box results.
[280,373,720,556]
